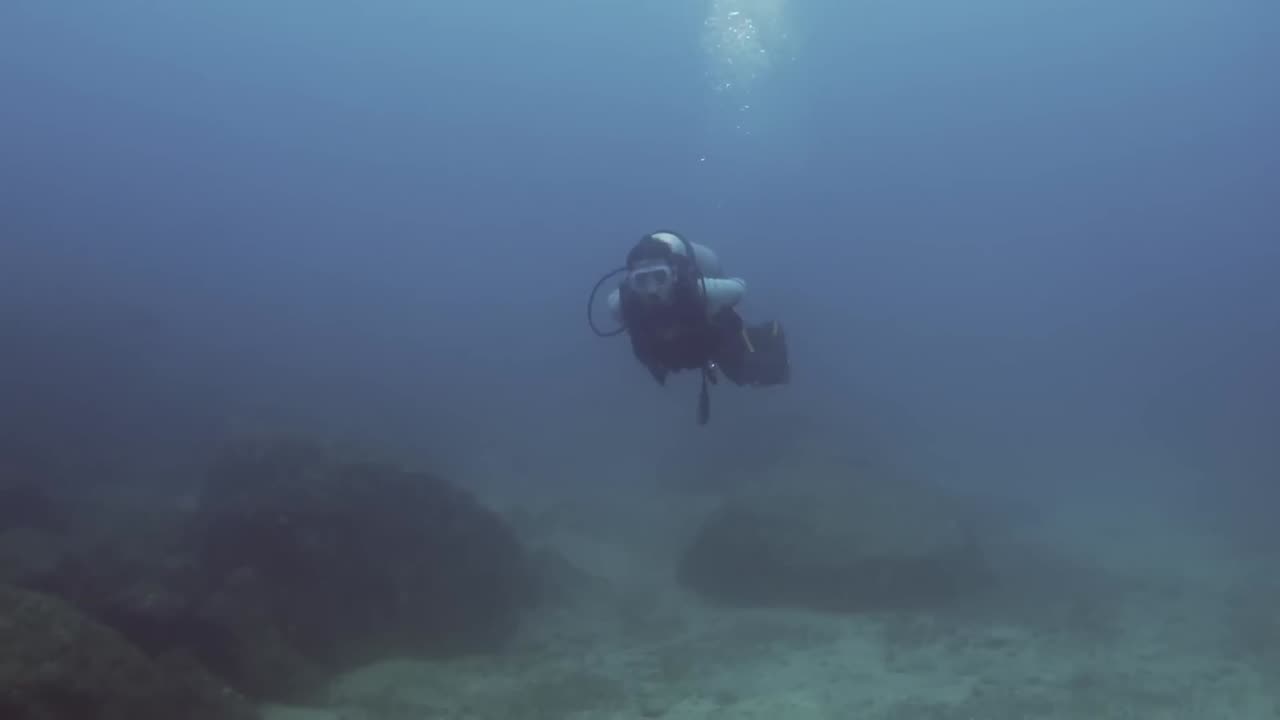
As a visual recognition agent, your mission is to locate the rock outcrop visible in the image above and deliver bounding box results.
[193,439,539,697]
[0,584,257,720]
[0,438,539,703]
[678,472,991,612]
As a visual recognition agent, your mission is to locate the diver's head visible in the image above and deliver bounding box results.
[626,258,676,305]
[624,231,689,306]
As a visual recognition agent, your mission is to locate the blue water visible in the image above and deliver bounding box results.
[2,0,1278,572]
[3,1,1280,716]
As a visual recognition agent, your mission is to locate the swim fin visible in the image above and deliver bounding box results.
[727,320,790,386]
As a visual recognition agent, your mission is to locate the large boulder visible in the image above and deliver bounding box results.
[193,439,539,695]
[0,584,256,720]
[677,471,991,612]
[0,499,301,699]
[13,506,251,688]
[0,439,539,704]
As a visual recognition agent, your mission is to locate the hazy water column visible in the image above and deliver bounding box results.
[696,0,798,218]
[702,0,790,136]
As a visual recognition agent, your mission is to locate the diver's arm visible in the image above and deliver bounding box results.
[701,277,745,316]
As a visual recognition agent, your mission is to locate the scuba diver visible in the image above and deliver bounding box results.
[588,230,790,425]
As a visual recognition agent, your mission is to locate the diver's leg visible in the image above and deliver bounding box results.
[710,308,749,385]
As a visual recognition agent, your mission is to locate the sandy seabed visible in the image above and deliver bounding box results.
[264,473,1280,720]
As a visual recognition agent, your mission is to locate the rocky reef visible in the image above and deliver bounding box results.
[0,437,540,709]
[0,583,256,720]
[678,467,992,613]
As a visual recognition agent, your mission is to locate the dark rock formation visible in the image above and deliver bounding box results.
[0,438,539,703]
[25,507,238,683]
[678,473,991,612]
[0,584,257,720]
[193,439,538,693]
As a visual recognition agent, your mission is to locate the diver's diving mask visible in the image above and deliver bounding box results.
[626,260,675,301]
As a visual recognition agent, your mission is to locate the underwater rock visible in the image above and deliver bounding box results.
[677,473,991,612]
[0,583,257,720]
[0,439,537,704]
[22,505,216,654]
[193,438,538,698]
[0,499,270,699]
